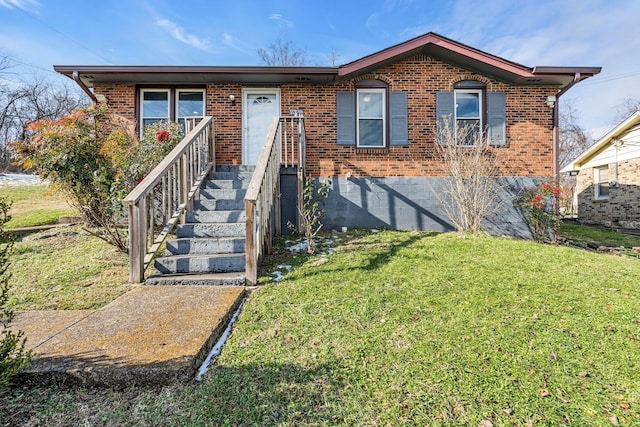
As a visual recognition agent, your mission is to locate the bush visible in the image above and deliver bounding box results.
[288,177,331,254]
[13,106,183,252]
[516,181,562,242]
[0,197,31,388]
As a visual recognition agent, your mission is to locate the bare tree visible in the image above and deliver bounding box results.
[0,72,85,170]
[257,39,307,66]
[615,97,640,122]
[434,122,504,233]
[559,100,591,168]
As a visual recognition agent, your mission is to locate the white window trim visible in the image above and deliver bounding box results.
[356,88,386,148]
[175,88,206,121]
[139,88,207,137]
[454,88,483,146]
[140,89,170,134]
[594,166,610,200]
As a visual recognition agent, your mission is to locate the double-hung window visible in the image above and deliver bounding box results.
[139,88,205,136]
[594,166,610,200]
[436,81,507,147]
[357,88,386,148]
[454,89,482,145]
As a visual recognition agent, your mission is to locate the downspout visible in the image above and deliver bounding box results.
[72,71,98,104]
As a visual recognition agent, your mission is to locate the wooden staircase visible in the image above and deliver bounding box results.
[146,165,254,286]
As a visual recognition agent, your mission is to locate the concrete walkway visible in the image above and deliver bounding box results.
[11,285,245,387]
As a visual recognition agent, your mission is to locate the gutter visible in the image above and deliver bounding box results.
[72,71,98,103]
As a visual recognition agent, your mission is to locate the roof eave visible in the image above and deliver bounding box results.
[53,65,339,86]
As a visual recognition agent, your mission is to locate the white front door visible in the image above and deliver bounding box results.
[243,89,281,165]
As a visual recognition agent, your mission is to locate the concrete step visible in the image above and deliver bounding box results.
[194,199,244,211]
[199,188,246,200]
[154,253,246,274]
[166,237,245,255]
[185,210,246,223]
[176,222,245,238]
[209,171,254,181]
[145,272,246,286]
[201,179,247,190]
[215,165,256,173]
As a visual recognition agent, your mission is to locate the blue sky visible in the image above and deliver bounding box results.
[0,0,639,136]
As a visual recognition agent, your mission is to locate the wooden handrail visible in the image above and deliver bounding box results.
[245,116,306,285]
[125,116,215,283]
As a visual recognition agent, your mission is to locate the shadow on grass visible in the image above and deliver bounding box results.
[187,361,345,425]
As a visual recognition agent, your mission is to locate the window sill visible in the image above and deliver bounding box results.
[593,197,610,202]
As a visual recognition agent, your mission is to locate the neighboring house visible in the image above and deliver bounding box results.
[561,111,640,229]
[55,32,600,236]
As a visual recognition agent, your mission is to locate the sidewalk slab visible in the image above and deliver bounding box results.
[12,310,95,350]
[15,285,245,387]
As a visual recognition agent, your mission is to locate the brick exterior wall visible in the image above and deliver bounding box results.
[95,54,558,178]
[576,158,640,229]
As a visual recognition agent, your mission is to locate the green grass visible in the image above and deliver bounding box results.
[560,223,640,256]
[8,225,130,310]
[2,230,640,426]
[0,184,78,229]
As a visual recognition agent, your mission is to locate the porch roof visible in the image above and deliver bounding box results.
[55,32,600,89]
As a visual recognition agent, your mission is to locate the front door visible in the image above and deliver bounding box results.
[243,89,281,165]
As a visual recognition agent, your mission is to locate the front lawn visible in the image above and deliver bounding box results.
[2,231,639,426]
[0,184,78,229]
[560,223,640,256]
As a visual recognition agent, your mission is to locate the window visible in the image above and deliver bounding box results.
[436,81,507,147]
[141,89,170,127]
[139,88,205,135]
[176,89,205,129]
[357,88,386,147]
[594,166,610,200]
[336,85,407,148]
[454,89,482,145]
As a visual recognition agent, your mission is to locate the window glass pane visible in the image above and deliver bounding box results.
[358,92,383,118]
[358,119,384,147]
[178,91,204,117]
[456,92,480,118]
[143,91,169,118]
[597,167,610,197]
[456,119,480,145]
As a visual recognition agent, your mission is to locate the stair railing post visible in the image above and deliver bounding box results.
[128,196,147,284]
[180,153,189,223]
[245,199,257,285]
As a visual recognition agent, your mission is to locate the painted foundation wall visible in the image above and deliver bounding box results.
[312,176,540,238]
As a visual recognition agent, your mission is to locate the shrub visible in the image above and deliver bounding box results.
[0,197,31,388]
[516,181,562,242]
[434,121,504,234]
[288,177,331,254]
[13,105,183,252]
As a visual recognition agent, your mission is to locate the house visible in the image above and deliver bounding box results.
[54,32,600,284]
[561,111,640,229]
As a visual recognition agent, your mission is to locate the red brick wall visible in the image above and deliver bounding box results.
[288,55,556,177]
[96,54,558,177]
[94,84,136,124]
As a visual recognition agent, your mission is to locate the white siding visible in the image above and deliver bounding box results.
[582,125,640,169]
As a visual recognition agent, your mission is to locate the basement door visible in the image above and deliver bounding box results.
[242,89,281,165]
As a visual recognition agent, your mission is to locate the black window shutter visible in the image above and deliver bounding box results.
[336,91,355,145]
[389,91,408,146]
[435,91,454,144]
[487,91,506,146]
